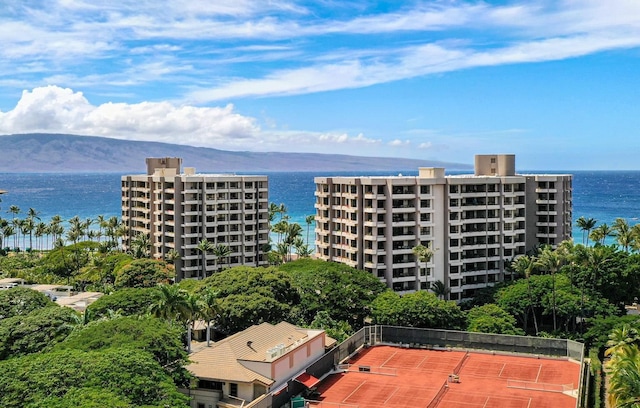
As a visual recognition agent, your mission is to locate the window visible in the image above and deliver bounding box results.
[230,383,238,397]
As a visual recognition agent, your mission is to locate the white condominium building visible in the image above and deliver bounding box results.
[314,154,572,301]
[121,158,270,281]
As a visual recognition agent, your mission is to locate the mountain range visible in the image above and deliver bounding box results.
[0,133,471,173]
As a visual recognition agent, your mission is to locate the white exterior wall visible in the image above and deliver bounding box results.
[314,159,572,301]
[233,382,255,404]
[122,170,269,281]
[185,389,220,408]
[269,334,325,390]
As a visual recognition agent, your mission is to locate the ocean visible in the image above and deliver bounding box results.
[0,171,639,246]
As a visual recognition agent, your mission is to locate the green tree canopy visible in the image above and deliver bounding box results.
[371,290,465,329]
[0,305,79,360]
[86,287,160,318]
[55,315,190,386]
[27,387,131,408]
[279,258,387,329]
[496,273,619,335]
[309,310,353,343]
[76,252,133,288]
[0,348,188,408]
[0,287,54,320]
[466,304,524,335]
[40,241,98,282]
[197,265,300,333]
[113,258,174,289]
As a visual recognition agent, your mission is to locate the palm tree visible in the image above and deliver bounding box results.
[293,237,313,258]
[605,326,640,407]
[412,244,434,284]
[22,217,36,249]
[536,246,563,332]
[199,290,220,347]
[275,242,289,264]
[606,325,640,357]
[512,255,539,335]
[34,222,47,251]
[96,215,106,242]
[7,205,20,219]
[115,223,129,251]
[431,280,449,300]
[590,223,613,245]
[283,222,303,261]
[130,232,151,259]
[631,224,640,253]
[27,207,40,222]
[82,217,94,241]
[165,249,180,265]
[196,239,214,279]
[268,202,280,223]
[0,218,7,249]
[305,214,315,246]
[10,218,22,250]
[184,293,201,353]
[613,218,634,252]
[2,225,15,250]
[212,244,232,273]
[272,219,289,245]
[150,284,190,321]
[606,345,640,408]
[150,285,196,352]
[21,217,35,250]
[575,216,597,246]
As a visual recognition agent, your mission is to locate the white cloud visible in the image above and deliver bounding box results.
[418,142,433,149]
[0,86,381,153]
[388,139,410,147]
[0,86,259,148]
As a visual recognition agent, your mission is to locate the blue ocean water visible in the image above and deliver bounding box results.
[0,171,639,245]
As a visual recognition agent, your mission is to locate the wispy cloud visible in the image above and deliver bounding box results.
[2,0,640,102]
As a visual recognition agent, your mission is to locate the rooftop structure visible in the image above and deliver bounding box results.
[121,158,270,281]
[314,154,572,300]
[0,279,102,311]
[186,322,332,408]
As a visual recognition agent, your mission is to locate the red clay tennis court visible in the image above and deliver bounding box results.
[308,345,580,408]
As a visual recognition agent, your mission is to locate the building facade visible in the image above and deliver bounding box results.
[185,322,331,408]
[314,154,572,301]
[121,158,270,280]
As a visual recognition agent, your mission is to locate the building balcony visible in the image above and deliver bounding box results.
[535,210,558,216]
[392,206,415,213]
[363,207,385,213]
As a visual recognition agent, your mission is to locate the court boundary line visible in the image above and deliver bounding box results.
[416,354,429,369]
[535,364,542,382]
[379,350,398,368]
[498,362,506,377]
[383,386,399,405]
[342,380,367,404]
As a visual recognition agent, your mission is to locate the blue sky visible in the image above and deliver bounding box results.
[1,1,639,170]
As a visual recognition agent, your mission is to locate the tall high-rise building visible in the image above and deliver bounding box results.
[314,154,572,301]
[121,158,270,280]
